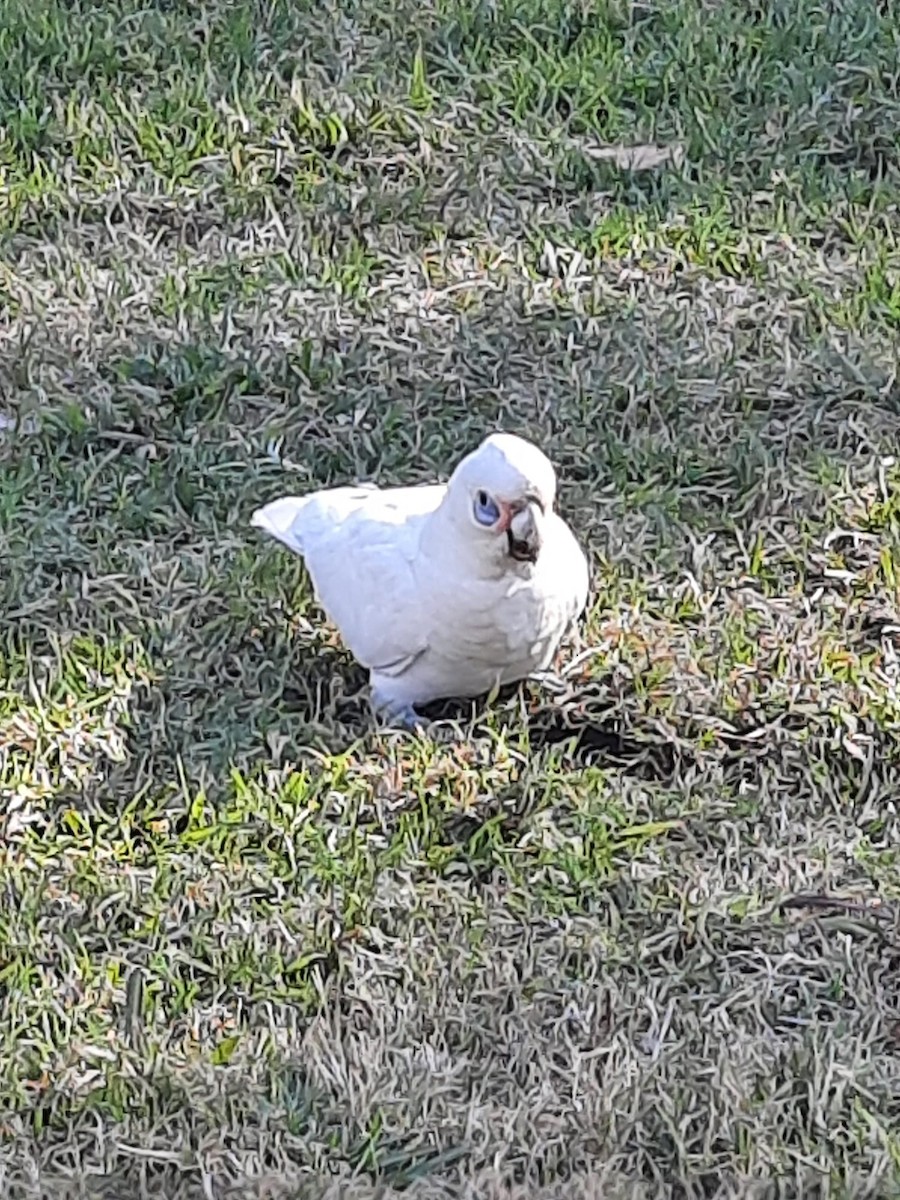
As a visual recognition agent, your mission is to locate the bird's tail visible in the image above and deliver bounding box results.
[250,496,309,555]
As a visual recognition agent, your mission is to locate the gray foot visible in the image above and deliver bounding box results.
[371,693,428,732]
[369,697,467,744]
[385,704,428,732]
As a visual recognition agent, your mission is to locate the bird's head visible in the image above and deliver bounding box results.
[441,432,557,570]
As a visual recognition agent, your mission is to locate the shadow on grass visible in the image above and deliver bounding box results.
[3,308,899,816]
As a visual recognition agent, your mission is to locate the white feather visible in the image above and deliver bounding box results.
[251,433,589,719]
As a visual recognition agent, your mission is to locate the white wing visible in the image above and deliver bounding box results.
[251,483,446,675]
[548,512,590,628]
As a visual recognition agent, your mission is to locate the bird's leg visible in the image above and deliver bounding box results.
[383,703,429,732]
[369,686,428,733]
[369,687,467,743]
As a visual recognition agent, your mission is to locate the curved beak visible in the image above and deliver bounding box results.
[503,497,543,564]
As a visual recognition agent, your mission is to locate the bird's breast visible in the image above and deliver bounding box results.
[423,568,564,663]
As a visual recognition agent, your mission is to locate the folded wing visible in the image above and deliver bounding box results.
[251,484,445,676]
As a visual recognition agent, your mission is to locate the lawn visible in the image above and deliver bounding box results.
[1,0,900,1195]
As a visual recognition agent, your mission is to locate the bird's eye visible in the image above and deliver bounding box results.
[473,490,501,527]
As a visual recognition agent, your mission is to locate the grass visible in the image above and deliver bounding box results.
[1,0,900,1195]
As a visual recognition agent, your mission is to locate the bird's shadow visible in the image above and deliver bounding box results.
[279,663,680,785]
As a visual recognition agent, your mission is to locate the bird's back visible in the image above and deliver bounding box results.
[543,510,590,626]
[252,481,447,675]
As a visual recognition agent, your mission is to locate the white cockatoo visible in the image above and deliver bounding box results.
[251,432,589,728]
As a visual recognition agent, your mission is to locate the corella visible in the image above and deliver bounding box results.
[251,432,589,729]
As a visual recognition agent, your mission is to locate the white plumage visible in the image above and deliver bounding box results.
[251,432,589,728]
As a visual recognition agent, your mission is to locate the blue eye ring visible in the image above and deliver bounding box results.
[473,489,501,527]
